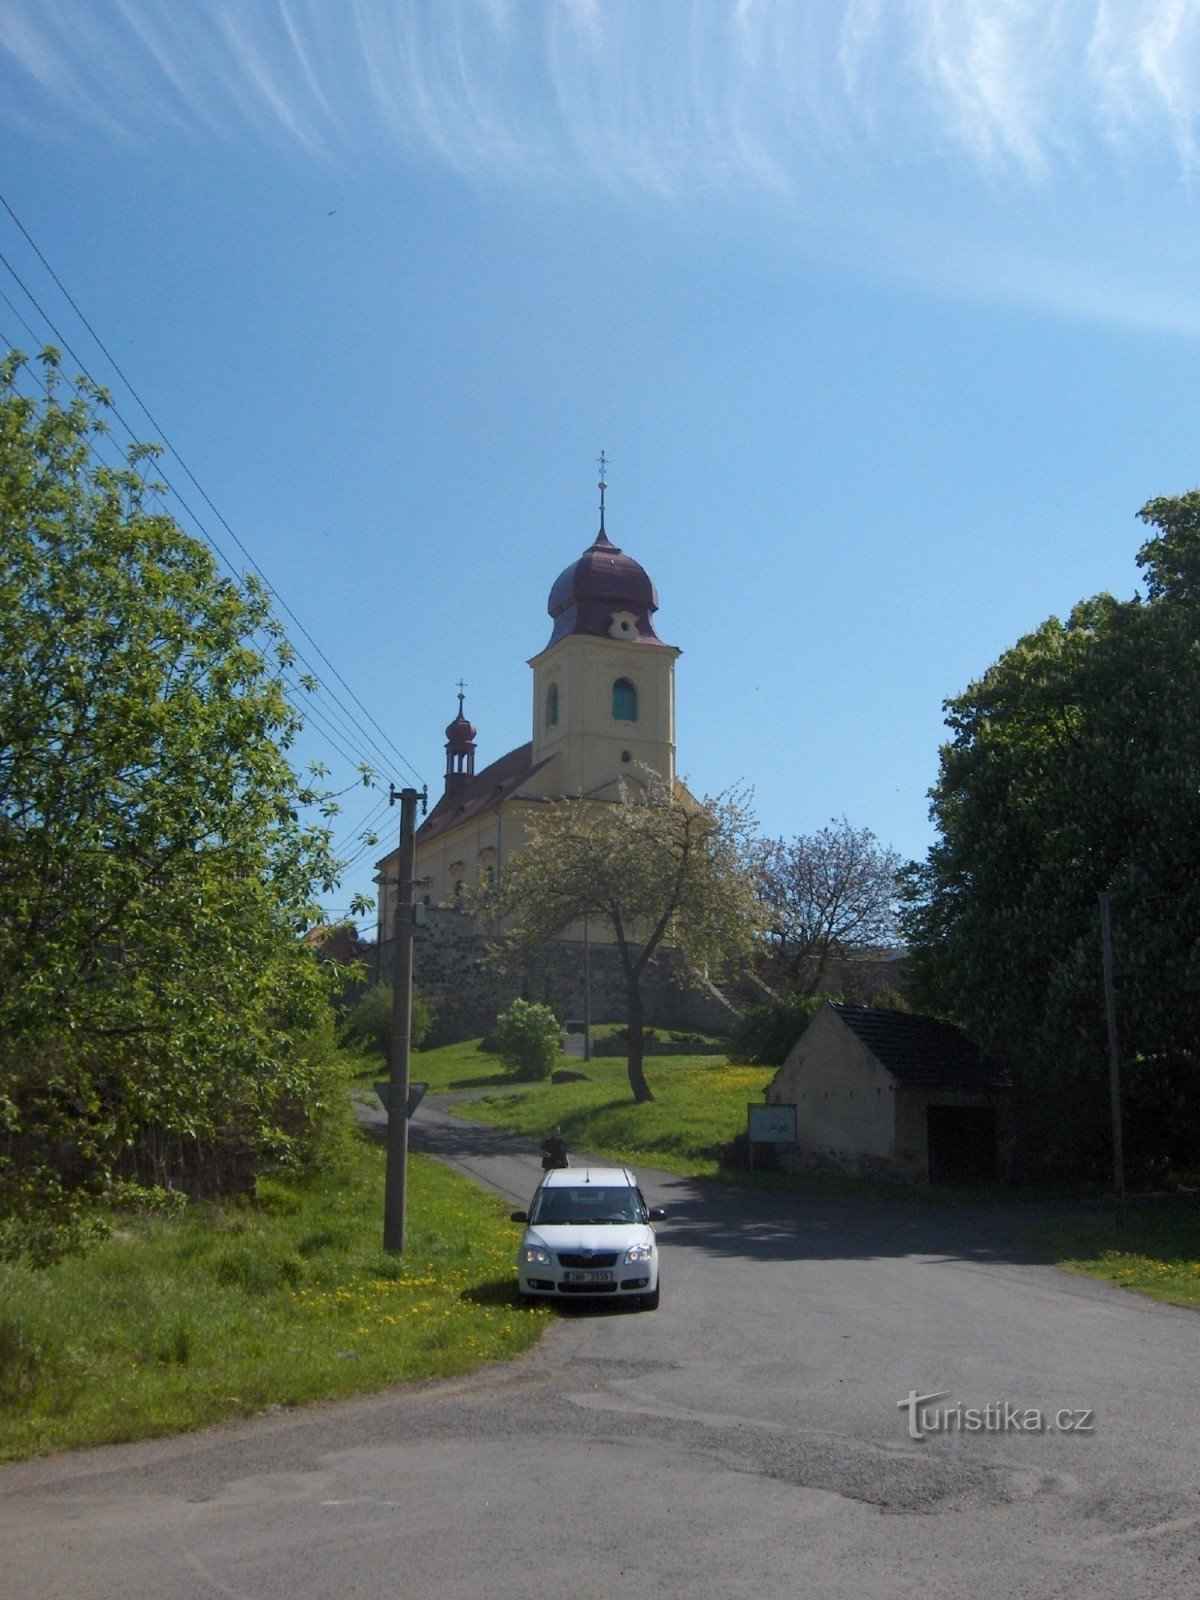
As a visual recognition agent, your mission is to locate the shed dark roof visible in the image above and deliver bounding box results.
[830,1003,1008,1091]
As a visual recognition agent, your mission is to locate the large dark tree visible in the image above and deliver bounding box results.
[0,350,347,1257]
[903,492,1200,1180]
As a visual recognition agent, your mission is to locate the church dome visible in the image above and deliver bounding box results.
[445,701,476,744]
[546,529,663,647]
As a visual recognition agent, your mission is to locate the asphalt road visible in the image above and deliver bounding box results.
[2,1099,1199,1599]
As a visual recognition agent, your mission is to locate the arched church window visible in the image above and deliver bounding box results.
[477,847,497,889]
[546,682,559,727]
[612,678,638,722]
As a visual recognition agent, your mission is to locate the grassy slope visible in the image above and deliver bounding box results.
[0,1133,546,1462]
[439,1045,774,1179]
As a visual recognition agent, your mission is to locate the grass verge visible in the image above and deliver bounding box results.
[0,1132,547,1462]
[449,1052,774,1179]
[1029,1198,1200,1310]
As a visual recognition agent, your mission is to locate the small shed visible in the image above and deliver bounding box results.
[763,1002,1011,1184]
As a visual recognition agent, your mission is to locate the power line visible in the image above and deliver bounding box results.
[0,192,426,789]
[3,308,372,780]
[333,791,393,854]
[0,243,401,782]
[2,322,391,826]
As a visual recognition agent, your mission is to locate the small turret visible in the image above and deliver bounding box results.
[443,688,476,798]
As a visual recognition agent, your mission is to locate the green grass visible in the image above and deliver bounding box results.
[450,1052,774,1178]
[349,1036,518,1094]
[0,1132,547,1462]
[1030,1198,1200,1310]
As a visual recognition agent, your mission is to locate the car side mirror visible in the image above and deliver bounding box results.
[649,1207,666,1221]
[510,1210,528,1223]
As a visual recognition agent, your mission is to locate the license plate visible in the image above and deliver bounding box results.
[564,1270,614,1285]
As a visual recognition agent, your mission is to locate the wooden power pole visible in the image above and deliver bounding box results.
[1099,890,1126,1218]
[384,785,423,1253]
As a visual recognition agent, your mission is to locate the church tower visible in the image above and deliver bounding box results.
[379,463,683,928]
[526,461,680,800]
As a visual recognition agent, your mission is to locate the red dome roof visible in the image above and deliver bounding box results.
[445,694,476,745]
[546,530,663,646]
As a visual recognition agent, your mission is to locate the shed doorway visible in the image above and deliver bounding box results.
[927,1105,997,1185]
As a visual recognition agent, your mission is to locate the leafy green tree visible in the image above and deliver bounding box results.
[0,349,352,1257]
[484,778,760,1102]
[343,982,432,1055]
[903,492,1200,1180]
[728,992,825,1066]
[494,999,560,1080]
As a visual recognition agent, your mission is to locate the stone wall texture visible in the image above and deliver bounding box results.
[374,907,739,1046]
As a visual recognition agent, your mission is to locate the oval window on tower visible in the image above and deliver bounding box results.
[612,678,638,722]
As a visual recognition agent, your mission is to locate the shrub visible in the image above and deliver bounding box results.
[494,1000,561,1080]
[728,993,826,1065]
[343,982,432,1055]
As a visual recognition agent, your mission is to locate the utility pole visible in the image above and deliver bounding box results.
[583,914,592,1062]
[1098,890,1126,1219]
[384,785,424,1253]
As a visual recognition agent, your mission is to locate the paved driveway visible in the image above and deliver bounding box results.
[2,1098,1198,1599]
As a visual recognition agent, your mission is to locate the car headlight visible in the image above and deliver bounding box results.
[522,1245,551,1265]
[624,1242,654,1263]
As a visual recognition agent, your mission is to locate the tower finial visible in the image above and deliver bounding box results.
[597,450,608,537]
[456,677,466,713]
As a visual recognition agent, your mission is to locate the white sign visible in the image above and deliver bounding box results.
[748,1103,796,1144]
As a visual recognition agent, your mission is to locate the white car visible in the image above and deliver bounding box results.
[511,1165,665,1310]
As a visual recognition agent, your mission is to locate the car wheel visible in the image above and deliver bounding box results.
[641,1277,660,1311]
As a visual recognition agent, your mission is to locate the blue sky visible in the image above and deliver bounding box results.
[3,1,1200,926]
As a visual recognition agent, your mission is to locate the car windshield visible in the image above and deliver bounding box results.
[530,1186,646,1226]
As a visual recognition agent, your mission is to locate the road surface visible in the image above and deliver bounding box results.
[2,1098,1198,1598]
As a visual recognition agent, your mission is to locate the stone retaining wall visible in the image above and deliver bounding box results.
[376,907,739,1047]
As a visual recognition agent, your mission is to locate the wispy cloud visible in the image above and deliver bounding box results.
[3,1,1200,330]
[3,0,1197,185]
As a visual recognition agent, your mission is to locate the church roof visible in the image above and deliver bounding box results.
[546,529,666,648]
[414,741,553,848]
[830,1003,1009,1091]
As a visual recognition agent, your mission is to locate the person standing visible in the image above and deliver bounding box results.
[541,1124,568,1170]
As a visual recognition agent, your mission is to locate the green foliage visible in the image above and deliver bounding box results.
[343,982,432,1055]
[0,349,347,1259]
[494,999,560,1080]
[903,491,1200,1181]
[728,992,825,1065]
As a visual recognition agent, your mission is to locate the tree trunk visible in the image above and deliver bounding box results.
[625,977,653,1103]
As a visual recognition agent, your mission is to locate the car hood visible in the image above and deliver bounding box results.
[525,1223,655,1253]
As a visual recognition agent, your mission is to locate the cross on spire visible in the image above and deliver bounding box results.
[597,450,608,537]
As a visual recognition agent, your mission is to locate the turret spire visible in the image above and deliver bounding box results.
[596,450,611,545]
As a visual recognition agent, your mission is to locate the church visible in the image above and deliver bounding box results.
[372,476,737,1041]
[376,474,682,939]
